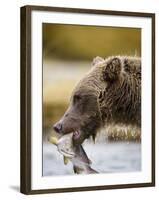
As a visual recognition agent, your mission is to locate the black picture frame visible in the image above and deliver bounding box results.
[20,5,155,194]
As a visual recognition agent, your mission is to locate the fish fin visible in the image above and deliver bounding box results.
[87,167,98,174]
[73,166,81,174]
[49,136,58,145]
[63,156,69,165]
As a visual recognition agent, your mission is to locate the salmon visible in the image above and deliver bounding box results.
[49,133,98,174]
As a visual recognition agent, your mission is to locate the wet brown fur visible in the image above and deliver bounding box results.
[54,56,141,144]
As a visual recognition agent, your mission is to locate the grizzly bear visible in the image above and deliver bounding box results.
[53,56,141,144]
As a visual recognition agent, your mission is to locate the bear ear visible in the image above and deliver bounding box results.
[103,57,121,82]
[92,56,104,66]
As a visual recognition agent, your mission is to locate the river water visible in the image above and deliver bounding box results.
[43,140,141,176]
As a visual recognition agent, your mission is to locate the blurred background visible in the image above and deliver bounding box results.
[42,23,141,176]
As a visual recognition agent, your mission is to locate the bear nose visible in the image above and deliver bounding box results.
[53,122,62,133]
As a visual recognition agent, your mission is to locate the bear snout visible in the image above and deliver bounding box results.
[53,115,80,135]
[53,122,62,134]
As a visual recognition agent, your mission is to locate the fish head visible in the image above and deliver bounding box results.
[57,133,75,158]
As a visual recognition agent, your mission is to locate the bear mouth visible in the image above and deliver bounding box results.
[73,130,81,140]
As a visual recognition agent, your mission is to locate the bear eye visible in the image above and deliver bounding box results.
[73,94,82,104]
